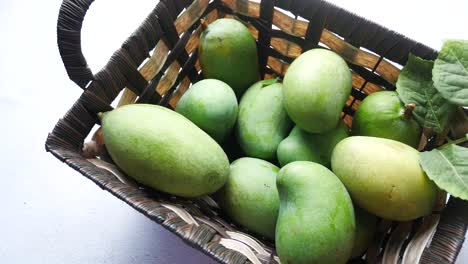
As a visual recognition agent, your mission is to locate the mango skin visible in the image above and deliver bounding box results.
[175,79,238,143]
[331,136,438,221]
[199,18,259,97]
[352,91,422,148]
[351,206,378,259]
[283,49,352,133]
[277,121,349,167]
[276,161,355,264]
[236,81,293,160]
[101,104,229,198]
[216,158,279,239]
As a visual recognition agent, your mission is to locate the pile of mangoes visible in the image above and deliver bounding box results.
[99,18,438,263]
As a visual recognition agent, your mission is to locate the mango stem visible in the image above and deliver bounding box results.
[403,103,416,119]
[200,19,208,30]
[97,112,105,121]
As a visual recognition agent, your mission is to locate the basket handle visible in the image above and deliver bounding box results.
[57,0,96,89]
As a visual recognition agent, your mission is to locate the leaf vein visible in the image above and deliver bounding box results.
[435,150,468,191]
[447,48,468,76]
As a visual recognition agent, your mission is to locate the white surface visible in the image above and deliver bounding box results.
[0,0,467,263]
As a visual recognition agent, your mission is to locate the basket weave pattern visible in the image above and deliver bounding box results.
[47,0,467,263]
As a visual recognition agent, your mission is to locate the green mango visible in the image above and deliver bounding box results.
[175,79,238,143]
[331,136,438,221]
[283,49,352,133]
[351,206,378,259]
[216,157,279,239]
[199,18,259,97]
[276,161,355,264]
[236,80,293,161]
[352,91,422,148]
[100,104,229,198]
[277,121,349,167]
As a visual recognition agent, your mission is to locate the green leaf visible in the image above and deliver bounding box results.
[260,78,279,87]
[433,40,468,106]
[420,144,468,200]
[396,54,456,133]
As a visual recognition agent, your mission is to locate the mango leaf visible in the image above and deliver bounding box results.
[420,144,468,200]
[433,40,468,106]
[396,54,456,133]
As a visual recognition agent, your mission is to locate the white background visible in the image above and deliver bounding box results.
[0,0,467,263]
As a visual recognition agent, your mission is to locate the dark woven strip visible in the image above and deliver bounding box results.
[57,0,95,88]
[172,0,192,14]
[107,49,148,95]
[93,68,124,103]
[49,100,95,150]
[138,22,200,104]
[266,47,294,64]
[271,29,305,46]
[137,72,164,104]
[343,57,386,119]
[275,0,437,64]
[138,2,227,105]
[264,66,280,77]
[421,198,467,264]
[122,9,162,65]
[303,0,332,51]
[215,2,266,30]
[257,0,275,77]
[156,2,199,83]
[160,0,180,21]
[348,63,395,90]
[159,49,200,107]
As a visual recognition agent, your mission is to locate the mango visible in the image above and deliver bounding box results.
[216,157,279,239]
[351,206,378,259]
[331,136,438,221]
[352,91,422,148]
[236,80,293,160]
[276,161,355,264]
[277,121,349,167]
[199,18,259,97]
[175,79,238,143]
[100,104,229,198]
[283,49,352,133]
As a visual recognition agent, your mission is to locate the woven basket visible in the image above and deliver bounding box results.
[47,0,468,263]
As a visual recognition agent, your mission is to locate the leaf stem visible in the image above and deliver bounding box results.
[449,137,468,145]
[403,103,416,120]
[438,136,468,149]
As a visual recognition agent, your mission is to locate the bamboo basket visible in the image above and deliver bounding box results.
[46,0,468,263]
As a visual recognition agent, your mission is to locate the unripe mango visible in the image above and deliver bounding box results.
[176,79,238,143]
[277,122,349,167]
[276,161,355,264]
[101,104,229,198]
[331,136,438,221]
[199,18,259,97]
[236,80,293,160]
[216,158,279,239]
[283,49,352,133]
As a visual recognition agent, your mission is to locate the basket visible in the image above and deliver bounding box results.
[46,0,468,263]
